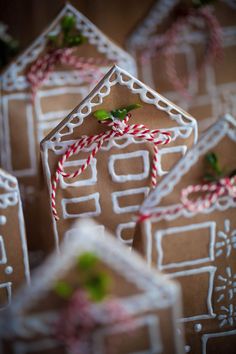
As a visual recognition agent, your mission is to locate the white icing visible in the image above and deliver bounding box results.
[127,0,236,134]
[215,266,236,303]
[116,221,136,245]
[155,145,187,176]
[140,115,236,213]
[60,158,97,189]
[10,220,180,314]
[112,187,150,214]
[154,221,216,270]
[43,65,197,145]
[2,94,37,177]
[61,192,101,219]
[168,266,216,322]
[41,64,197,251]
[201,329,236,354]
[108,150,150,183]
[13,338,60,354]
[92,314,163,354]
[0,215,6,225]
[0,170,30,290]
[1,4,137,91]
[194,323,202,333]
[218,304,236,327]
[0,282,12,310]
[5,266,13,275]
[0,236,7,264]
[127,0,179,48]
[215,219,236,258]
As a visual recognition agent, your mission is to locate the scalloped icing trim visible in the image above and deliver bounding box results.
[43,65,197,147]
[1,3,136,91]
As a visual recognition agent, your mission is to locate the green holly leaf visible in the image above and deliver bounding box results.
[61,15,76,33]
[111,108,128,120]
[77,252,98,271]
[125,103,142,112]
[93,109,112,121]
[67,35,86,47]
[205,152,222,176]
[85,273,110,302]
[203,173,217,182]
[54,281,73,299]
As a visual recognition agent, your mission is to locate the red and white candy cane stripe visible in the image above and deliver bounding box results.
[27,47,110,99]
[137,176,236,222]
[51,114,172,221]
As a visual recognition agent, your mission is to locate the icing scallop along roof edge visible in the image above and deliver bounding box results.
[126,0,179,49]
[140,114,236,213]
[1,3,137,91]
[40,64,198,148]
[9,219,180,316]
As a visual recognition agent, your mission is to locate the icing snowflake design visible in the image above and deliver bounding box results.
[215,267,236,303]
[218,304,236,328]
[215,219,236,258]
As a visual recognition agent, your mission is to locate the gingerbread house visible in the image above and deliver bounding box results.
[1,219,184,354]
[0,169,30,312]
[127,0,236,132]
[41,64,198,251]
[0,3,136,252]
[133,114,236,353]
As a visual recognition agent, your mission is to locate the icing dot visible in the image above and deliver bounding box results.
[194,323,202,332]
[5,266,13,275]
[185,345,191,352]
[0,215,7,225]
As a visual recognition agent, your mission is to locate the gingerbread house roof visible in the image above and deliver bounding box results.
[7,219,182,348]
[140,114,236,216]
[127,0,236,50]
[1,3,136,92]
[41,64,198,148]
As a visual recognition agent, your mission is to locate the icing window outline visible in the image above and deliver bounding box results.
[168,266,216,322]
[108,150,150,183]
[112,187,150,214]
[155,221,216,270]
[61,192,101,219]
[60,158,97,188]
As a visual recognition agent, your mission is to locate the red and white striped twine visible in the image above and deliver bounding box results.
[51,114,172,221]
[27,47,110,99]
[138,176,236,222]
[141,6,222,99]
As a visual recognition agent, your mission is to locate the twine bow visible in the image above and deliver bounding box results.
[138,176,236,222]
[51,114,172,221]
[27,47,108,99]
[141,6,222,98]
